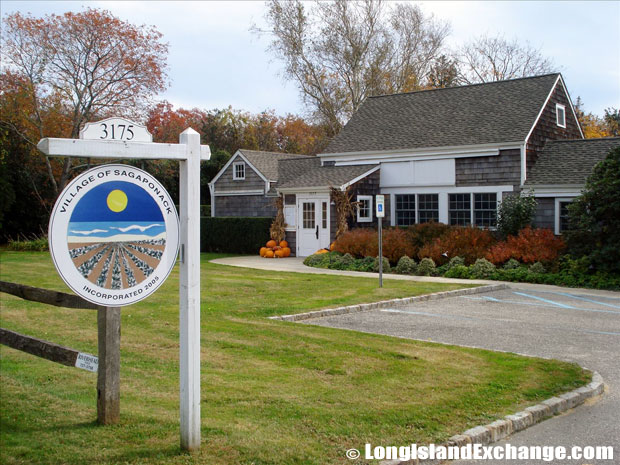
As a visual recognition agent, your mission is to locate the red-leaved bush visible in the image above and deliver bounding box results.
[381,228,415,264]
[333,227,414,264]
[333,228,378,258]
[402,222,452,257]
[486,227,565,265]
[418,226,496,265]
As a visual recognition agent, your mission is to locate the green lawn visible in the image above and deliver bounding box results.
[0,252,589,465]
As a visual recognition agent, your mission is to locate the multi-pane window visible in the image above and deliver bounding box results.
[302,202,315,229]
[357,195,372,222]
[418,194,439,223]
[474,193,497,227]
[559,201,571,234]
[395,194,416,226]
[233,162,245,180]
[449,194,471,226]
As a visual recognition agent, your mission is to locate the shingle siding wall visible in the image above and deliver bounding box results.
[286,231,297,257]
[532,197,555,231]
[348,170,391,229]
[214,160,265,192]
[214,195,277,217]
[455,149,521,189]
[526,82,583,176]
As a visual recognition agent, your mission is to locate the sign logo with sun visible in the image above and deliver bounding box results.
[49,165,179,306]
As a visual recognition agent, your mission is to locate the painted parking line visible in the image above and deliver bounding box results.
[512,291,576,309]
[462,296,620,315]
[540,291,620,309]
[379,308,620,337]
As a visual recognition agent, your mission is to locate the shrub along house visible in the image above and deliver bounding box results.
[210,73,618,257]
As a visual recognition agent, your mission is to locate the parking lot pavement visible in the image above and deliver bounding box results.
[303,287,620,464]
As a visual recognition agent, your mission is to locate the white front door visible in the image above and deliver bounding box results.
[297,196,330,257]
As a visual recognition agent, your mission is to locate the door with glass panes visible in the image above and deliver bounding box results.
[297,196,330,256]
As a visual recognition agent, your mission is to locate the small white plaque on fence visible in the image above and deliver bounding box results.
[75,352,99,372]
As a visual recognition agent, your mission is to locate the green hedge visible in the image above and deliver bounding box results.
[201,217,271,254]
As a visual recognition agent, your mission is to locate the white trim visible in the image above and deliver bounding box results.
[340,165,380,189]
[232,161,246,180]
[524,186,583,197]
[356,195,373,222]
[210,150,270,186]
[555,197,575,235]
[213,190,264,196]
[381,185,514,195]
[208,182,215,217]
[278,187,331,194]
[556,103,566,128]
[520,143,527,186]
[318,141,522,161]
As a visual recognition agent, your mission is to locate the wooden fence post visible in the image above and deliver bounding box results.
[97,306,121,425]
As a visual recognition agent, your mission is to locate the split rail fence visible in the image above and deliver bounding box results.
[0,280,121,424]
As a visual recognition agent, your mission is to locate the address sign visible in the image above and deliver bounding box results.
[80,117,153,142]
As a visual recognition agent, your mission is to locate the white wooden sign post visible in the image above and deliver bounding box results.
[38,118,210,451]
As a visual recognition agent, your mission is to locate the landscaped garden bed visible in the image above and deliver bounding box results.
[303,224,620,290]
[0,251,591,465]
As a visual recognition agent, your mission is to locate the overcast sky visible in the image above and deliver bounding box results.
[2,1,619,119]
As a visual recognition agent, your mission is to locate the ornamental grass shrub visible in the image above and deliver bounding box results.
[395,256,417,275]
[418,226,496,265]
[470,258,496,279]
[417,257,436,276]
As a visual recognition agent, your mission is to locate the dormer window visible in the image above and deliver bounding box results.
[556,103,566,128]
[233,161,245,180]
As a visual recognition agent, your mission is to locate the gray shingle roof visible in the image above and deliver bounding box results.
[525,137,620,186]
[238,149,310,181]
[322,74,561,154]
[277,157,377,189]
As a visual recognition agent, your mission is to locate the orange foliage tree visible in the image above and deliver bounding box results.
[1,8,169,195]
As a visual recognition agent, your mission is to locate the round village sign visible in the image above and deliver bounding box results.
[49,164,180,307]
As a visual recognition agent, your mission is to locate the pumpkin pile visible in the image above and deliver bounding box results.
[260,240,291,258]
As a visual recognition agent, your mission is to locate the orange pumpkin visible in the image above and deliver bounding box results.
[279,240,288,248]
[274,249,285,258]
[282,247,291,257]
[266,240,277,248]
[315,249,329,255]
[329,242,336,251]
[259,247,268,257]
[264,249,275,258]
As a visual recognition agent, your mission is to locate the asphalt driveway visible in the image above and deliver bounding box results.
[304,286,620,464]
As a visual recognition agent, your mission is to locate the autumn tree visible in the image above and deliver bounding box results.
[1,8,169,196]
[574,98,620,139]
[455,34,555,84]
[256,0,449,134]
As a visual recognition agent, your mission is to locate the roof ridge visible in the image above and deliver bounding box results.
[367,73,560,100]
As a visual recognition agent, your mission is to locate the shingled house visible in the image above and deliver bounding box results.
[210,74,619,257]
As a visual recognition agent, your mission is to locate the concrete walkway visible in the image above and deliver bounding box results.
[210,255,620,298]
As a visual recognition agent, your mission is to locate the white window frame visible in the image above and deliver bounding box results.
[555,197,573,235]
[357,195,373,222]
[233,161,245,180]
[556,103,566,128]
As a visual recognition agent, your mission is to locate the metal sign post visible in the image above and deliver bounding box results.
[38,119,210,451]
[376,195,385,288]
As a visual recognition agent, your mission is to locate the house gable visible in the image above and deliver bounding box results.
[524,75,584,181]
